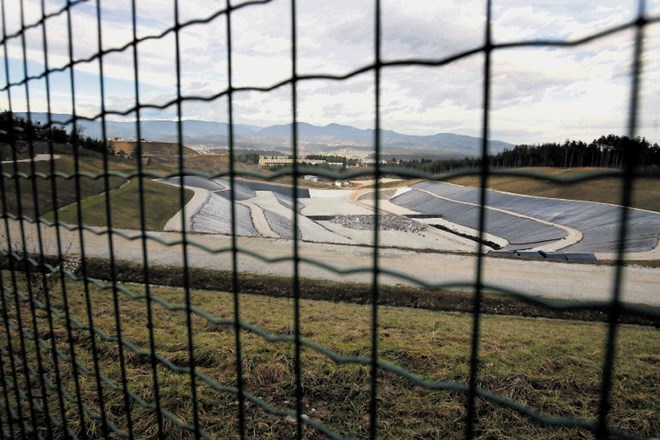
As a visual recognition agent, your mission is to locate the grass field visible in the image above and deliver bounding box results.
[0,152,194,230]
[0,155,127,219]
[447,167,660,212]
[1,275,657,439]
[52,179,194,231]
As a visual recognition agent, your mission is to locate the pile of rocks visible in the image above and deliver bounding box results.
[46,255,82,280]
[330,215,426,233]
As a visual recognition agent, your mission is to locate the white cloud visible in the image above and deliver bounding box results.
[382,0,485,60]
[1,0,659,145]
[650,0,660,15]
[297,75,374,127]
[233,87,291,126]
[380,57,484,136]
[491,1,637,42]
[639,23,660,137]
[295,0,373,75]
[490,30,635,143]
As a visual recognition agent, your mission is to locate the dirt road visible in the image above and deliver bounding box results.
[3,219,658,306]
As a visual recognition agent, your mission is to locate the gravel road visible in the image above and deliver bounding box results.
[6,219,659,306]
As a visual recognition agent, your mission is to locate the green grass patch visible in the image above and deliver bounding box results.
[1,150,183,221]
[0,155,127,219]
[51,179,193,231]
[1,274,658,439]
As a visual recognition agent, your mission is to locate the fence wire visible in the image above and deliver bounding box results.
[0,0,659,439]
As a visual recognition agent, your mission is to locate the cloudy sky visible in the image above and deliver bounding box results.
[1,0,660,145]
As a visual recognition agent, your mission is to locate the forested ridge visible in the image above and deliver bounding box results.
[0,111,106,154]
[389,134,660,173]
[2,112,659,172]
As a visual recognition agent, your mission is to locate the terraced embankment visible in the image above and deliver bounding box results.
[159,176,660,260]
[393,181,660,254]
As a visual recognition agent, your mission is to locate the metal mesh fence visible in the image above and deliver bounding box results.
[0,0,659,438]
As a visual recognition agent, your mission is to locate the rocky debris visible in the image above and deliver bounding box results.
[330,215,427,233]
[40,255,82,289]
[62,255,83,276]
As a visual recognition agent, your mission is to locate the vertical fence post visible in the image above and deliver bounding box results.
[369,0,382,438]
[224,2,247,437]
[465,1,493,438]
[597,1,646,438]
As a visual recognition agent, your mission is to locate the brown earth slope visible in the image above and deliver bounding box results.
[112,141,198,157]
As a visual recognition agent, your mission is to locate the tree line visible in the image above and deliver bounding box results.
[388,134,660,174]
[0,111,106,154]
[492,135,659,168]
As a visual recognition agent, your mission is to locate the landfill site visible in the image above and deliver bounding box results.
[8,176,659,306]
[162,176,660,262]
[144,176,659,306]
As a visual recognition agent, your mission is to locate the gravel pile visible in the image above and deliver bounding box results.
[330,215,427,233]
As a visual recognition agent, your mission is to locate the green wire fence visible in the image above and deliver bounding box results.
[0,0,659,439]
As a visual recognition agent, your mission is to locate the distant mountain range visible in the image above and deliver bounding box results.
[18,112,514,157]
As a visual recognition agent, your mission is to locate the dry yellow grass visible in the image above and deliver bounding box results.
[1,276,657,439]
[112,141,198,157]
[447,167,660,212]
